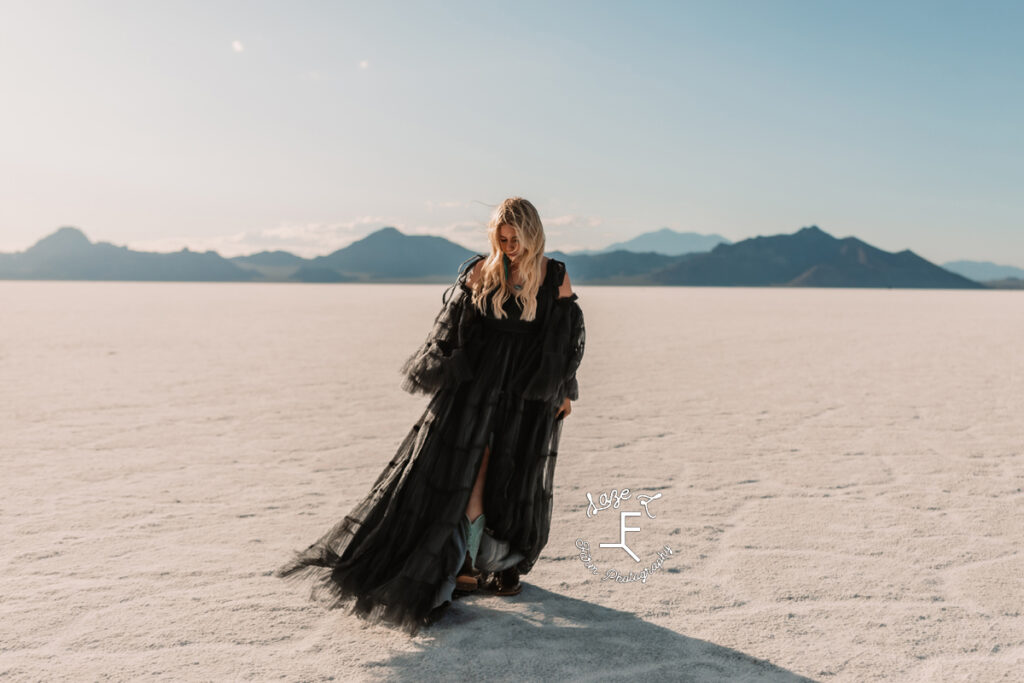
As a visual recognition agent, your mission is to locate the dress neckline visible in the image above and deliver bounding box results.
[456,254,560,300]
[505,256,558,293]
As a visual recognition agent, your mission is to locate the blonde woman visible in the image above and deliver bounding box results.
[277,197,586,635]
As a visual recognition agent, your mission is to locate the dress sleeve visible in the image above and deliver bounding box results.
[561,293,585,401]
[521,261,586,403]
[399,254,485,396]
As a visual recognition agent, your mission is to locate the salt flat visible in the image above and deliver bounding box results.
[2,281,1022,682]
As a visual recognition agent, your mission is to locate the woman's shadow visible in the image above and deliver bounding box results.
[381,583,819,682]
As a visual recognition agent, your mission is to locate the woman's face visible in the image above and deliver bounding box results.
[498,224,520,260]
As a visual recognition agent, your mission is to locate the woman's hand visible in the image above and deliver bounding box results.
[555,397,572,420]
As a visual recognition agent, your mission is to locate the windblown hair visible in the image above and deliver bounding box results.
[467,197,546,321]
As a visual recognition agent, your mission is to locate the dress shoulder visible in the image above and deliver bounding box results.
[460,253,486,278]
[544,257,567,293]
[451,253,486,299]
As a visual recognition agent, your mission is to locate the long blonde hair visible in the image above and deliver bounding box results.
[468,197,546,321]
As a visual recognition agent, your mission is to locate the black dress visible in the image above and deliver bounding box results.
[276,254,586,636]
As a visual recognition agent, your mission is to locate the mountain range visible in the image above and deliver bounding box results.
[0,225,1006,289]
[570,228,731,256]
[645,226,981,288]
[0,227,258,282]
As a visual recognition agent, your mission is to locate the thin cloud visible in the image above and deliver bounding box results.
[255,218,485,256]
[120,216,591,259]
[408,220,483,240]
[358,60,369,69]
[545,214,602,228]
[127,217,398,259]
[255,217,396,256]
[231,40,244,53]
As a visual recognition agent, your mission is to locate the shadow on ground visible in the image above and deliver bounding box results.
[373,583,818,682]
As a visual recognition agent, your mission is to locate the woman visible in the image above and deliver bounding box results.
[276,197,585,635]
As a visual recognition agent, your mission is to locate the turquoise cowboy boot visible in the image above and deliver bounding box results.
[455,513,485,594]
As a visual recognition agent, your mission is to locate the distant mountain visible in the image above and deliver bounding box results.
[599,228,731,256]
[982,277,1024,290]
[232,250,308,267]
[550,249,683,284]
[648,226,984,288]
[0,227,258,282]
[942,260,1024,282]
[308,226,477,281]
[289,265,357,283]
[230,250,311,280]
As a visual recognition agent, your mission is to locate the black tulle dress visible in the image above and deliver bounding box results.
[276,254,586,635]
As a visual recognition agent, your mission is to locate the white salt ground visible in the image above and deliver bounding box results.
[2,281,1022,682]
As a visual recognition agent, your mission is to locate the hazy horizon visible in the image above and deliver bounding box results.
[2,1,1022,266]
[6,224,1024,281]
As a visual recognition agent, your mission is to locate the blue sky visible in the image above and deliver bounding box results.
[1,0,1021,264]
